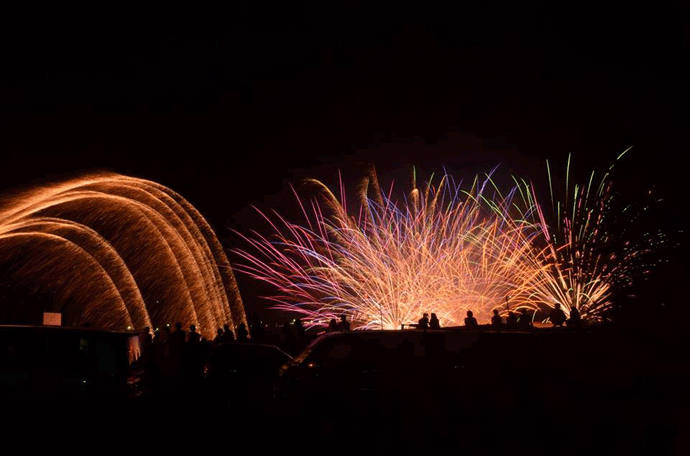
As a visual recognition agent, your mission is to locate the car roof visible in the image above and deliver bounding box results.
[300,329,536,354]
[0,324,143,337]
[213,342,292,358]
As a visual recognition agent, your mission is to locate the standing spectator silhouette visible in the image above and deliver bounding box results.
[221,324,235,343]
[294,317,306,348]
[213,328,225,345]
[328,318,339,332]
[519,309,533,329]
[168,322,187,393]
[157,326,170,345]
[506,312,518,330]
[549,303,567,327]
[464,310,478,328]
[143,326,153,348]
[236,323,249,342]
[338,315,350,331]
[429,313,441,329]
[250,313,265,343]
[170,322,186,350]
[281,322,296,353]
[188,324,201,345]
[566,307,581,328]
[186,324,203,390]
[418,313,430,330]
[491,309,503,330]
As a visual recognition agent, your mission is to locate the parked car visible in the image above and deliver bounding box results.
[204,342,292,408]
[273,329,540,440]
[0,324,144,407]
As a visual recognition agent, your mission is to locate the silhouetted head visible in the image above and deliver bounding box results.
[190,324,196,333]
[431,313,437,319]
[554,302,561,309]
[423,313,428,318]
[175,322,182,330]
[144,326,150,333]
[493,309,499,316]
[217,328,223,336]
[223,324,230,332]
[340,315,347,322]
[467,310,473,317]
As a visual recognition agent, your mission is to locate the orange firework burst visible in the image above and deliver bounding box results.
[235,167,554,329]
[0,173,246,340]
[236,156,666,329]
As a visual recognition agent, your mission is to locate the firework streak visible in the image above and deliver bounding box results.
[0,174,246,340]
[235,153,661,329]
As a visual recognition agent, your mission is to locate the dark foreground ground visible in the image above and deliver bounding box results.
[2,324,688,455]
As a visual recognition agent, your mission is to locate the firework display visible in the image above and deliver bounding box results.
[235,154,663,329]
[0,174,246,340]
[530,148,667,319]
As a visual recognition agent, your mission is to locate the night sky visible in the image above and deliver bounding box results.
[1,3,686,319]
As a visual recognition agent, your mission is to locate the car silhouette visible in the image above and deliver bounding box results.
[273,329,540,441]
[204,342,292,409]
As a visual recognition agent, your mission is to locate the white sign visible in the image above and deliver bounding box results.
[43,312,62,326]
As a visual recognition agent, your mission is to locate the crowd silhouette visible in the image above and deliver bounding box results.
[449,304,583,330]
[139,304,583,400]
[139,313,328,399]
[406,304,584,331]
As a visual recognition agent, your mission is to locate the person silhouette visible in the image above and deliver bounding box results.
[171,322,186,349]
[491,309,503,330]
[214,328,224,345]
[418,313,429,330]
[143,326,153,347]
[236,323,249,342]
[464,310,478,328]
[222,324,235,343]
[328,318,339,332]
[566,307,581,328]
[157,326,170,345]
[429,313,440,329]
[250,313,265,342]
[294,317,306,346]
[506,311,518,330]
[519,309,533,329]
[281,322,295,353]
[550,303,567,327]
[188,324,201,344]
[338,315,351,331]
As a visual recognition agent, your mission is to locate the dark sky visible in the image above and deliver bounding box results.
[1,3,686,315]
